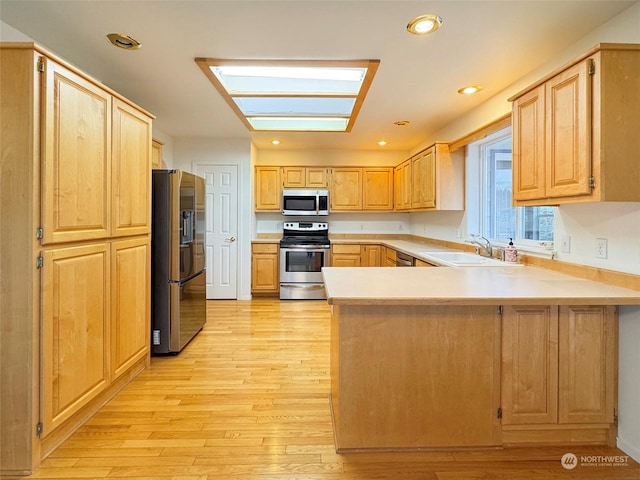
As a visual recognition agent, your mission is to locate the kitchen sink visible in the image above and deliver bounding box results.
[418,251,523,267]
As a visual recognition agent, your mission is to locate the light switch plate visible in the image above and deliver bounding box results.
[560,235,571,253]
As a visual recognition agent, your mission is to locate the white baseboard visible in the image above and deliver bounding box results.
[617,436,640,463]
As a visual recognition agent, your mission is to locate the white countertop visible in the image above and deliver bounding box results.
[322,266,640,306]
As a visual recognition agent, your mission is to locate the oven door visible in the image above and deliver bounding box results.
[280,247,329,283]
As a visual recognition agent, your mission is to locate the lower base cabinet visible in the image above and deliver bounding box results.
[251,243,279,295]
[111,237,150,379]
[501,305,617,444]
[331,244,362,267]
[42,243,111,435]
[41,237,151,437]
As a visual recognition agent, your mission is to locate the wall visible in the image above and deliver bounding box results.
[173,137,253,300]
[406,2,640,460]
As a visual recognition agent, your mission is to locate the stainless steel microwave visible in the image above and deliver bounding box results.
[282,189,329,216]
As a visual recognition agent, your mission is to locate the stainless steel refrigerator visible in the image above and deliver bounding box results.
[151,169,206,354]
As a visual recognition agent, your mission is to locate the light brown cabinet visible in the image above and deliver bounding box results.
[41,243,110,434]
[1,43,152,474]
[112,99,152,237]
[251,243,279,294]
[394,160,411,211]
[501,304,617,443]
[111,237,150,379]
[396,143,464,212]
[385,247,397,266]
[41,58,112,245]
[510,44,640,205]
[282,166,328,187]
[415,259,436,267]
[363,168,394,211]
[255,166,282,211]
[330,244,362,267]
[330,167,394,212]
[361,244,382,266]
[331,244,384,267]
[411,147,435,209]
[330,168,362,211]
[151,138,164,169]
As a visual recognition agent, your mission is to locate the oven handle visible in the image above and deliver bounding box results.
[281,247,330,253]
[280,283,325,290]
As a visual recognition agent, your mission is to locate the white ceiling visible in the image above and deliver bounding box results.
[1,0,635,151]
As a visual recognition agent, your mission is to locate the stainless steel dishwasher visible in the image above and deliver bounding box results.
[396,251,415,267]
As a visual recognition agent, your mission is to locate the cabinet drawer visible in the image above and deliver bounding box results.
[252,243,279,254]
[332,244,361,254]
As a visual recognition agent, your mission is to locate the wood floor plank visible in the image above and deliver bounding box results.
[24,299,639,480]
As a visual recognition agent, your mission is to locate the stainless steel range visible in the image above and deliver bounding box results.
[279,222,330,300]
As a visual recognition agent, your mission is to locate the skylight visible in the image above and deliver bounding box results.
[195,59,380,132]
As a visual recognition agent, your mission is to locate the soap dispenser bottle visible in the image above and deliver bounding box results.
[505,238,517,263]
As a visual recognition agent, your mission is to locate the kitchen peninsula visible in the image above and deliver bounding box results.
[323,266,640,452]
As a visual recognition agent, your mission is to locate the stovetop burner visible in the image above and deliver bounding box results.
[280,221,329,248]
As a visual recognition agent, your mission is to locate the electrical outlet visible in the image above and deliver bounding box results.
[595,238,608,259]
[560,235,571,254]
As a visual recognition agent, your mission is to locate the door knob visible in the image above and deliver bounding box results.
[226,237,236,243]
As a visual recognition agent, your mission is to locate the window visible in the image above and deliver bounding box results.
[470,127,553,246]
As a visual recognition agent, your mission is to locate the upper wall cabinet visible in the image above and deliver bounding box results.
[151,138,164,169]
[282,167,328,188]
[394,159,411,211]
[330,167,394,211]
[510,43,640,206]
[396,143,464,212]
[255,166,282,211]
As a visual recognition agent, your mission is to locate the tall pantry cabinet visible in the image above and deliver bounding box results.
[0,43,153,476]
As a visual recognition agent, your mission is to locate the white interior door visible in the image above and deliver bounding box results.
[196,165,238,299]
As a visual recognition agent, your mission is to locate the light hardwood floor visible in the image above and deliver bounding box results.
[27,299,640,479]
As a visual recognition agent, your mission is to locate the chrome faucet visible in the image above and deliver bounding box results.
[469,234,493,258]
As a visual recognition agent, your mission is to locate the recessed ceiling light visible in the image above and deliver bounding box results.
[407,14,443,35]
[106,33,141,50]
[457,85,483,95]
[378,140,387,146]
[393,120,411,126]
[271,139,281,145]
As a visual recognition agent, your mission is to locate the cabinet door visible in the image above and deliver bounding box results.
[282,167,306,187]
[255,167,282,211]
[306,168,328,187]
[411,148,435,209]
[331,244,362,267]
[361,245,381,266]
[151,139,164,169]
[385,248,397,267]
[42,243,110,435]
[415,259,435,267]
[111,237,150,379]
[41,59,111,244]
[512,85,546,201]
[400,161,412,209]
[330,168,362,211]
[251,244,279,293]
[112,99,152,237]
[545,60,592,199]
[501,305,558,425]
[558,305,616,424]
[363,168,393,211]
